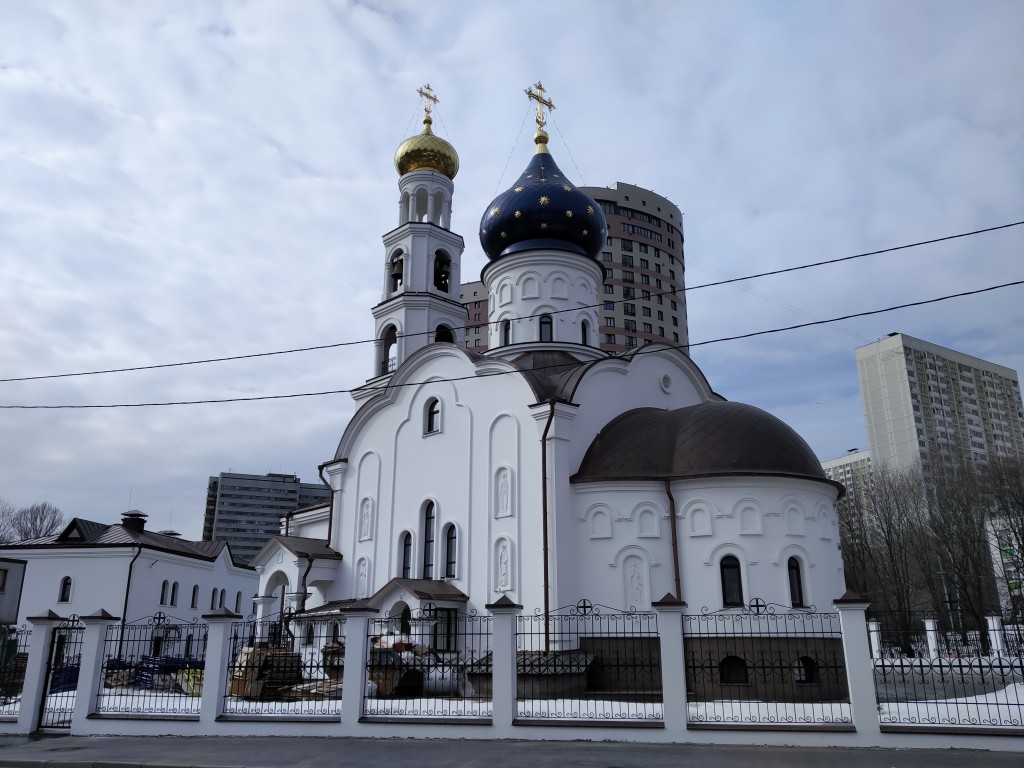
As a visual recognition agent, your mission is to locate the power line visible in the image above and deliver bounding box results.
[3,220,1021,385]
[4,278,1021,410]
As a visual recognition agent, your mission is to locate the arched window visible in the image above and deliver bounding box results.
[422,502,436,579]
[792,656,818,684]
[444,524,457,578]
[433,252,451,292]
[170,581,179,607]
[58,576,72,603]
[219,589,226,609]
[434,324,454,343]
[539,314,553,342]
[720,555,743,607]
[332,622,341,644]
[390,251,404,292]
[719,655,749,684]
[185,633,194,658]
[191,585,199,609]
[304,624,315,646]
[380,325,398,376]
[234,591,242,613]
[400,532,412,578]
[581,319,590,346]
[211,588,218,610]
[502,320,511,346]
[160,580,169,606]
[788,557,805,608]
[424,398,441,434]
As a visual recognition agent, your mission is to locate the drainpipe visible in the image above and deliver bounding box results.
[663,479,682,600]
[318,461,334,549]
[119,546,142,656]
[540,399,557,652]
[300,555,315,612]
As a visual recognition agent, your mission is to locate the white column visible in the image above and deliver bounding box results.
[16,613,60,734]
[924,617,940,659]
[653,595,688,731]
[867,619,882,660]
[986,615,1006,658]
[833,594,881,737]
[71,610,119,733]
[199,608,240,728]
[485,596,521,731]
[339,607,377,731]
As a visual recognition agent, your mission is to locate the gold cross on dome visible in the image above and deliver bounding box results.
[525,81,555,129]
[417,83,440,118]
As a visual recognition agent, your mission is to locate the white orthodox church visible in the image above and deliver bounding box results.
[252,86,845,627]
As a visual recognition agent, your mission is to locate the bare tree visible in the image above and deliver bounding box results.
[0,498,16,543]
[7,502,65,542]
[983,456,1024,620]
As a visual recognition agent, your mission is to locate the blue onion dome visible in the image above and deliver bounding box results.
[395,114,459,179]
[480,129,607,260]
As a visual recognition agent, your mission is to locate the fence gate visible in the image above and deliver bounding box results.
[38,615,84,729]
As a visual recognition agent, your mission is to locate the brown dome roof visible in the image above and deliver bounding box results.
[572,401,840,492]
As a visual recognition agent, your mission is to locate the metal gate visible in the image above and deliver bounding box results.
[38,615,84,729]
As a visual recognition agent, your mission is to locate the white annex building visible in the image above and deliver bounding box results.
[253,86,846,627]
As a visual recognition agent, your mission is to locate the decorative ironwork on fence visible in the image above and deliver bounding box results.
[223,612,346,717]
[682,600,850,727]
[0,625,31,718]
[515,600,662,723]
[40,615,84,729]
[95,612,207,716]
[363,605,491,719]
[869,610,1024,729]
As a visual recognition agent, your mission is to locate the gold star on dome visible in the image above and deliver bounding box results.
[514,186,524,193]
[565,210,573,218]
[500,231,508,238]
[553,174,561,179]
[514,210,522,218]
[539,177,547,183]
[539,196,550,205]
[540,223,548,230]
[587,205,594,215]
[491,207,501,216]
[562,185,572,192]
[582,229,589,235]
[525,174,533,179]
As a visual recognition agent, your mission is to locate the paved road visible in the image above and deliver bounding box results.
[0,736,1021,768]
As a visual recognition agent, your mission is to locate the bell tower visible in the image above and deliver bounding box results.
[371,85,467,380]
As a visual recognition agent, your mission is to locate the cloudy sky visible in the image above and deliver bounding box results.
[1,0,1022,540]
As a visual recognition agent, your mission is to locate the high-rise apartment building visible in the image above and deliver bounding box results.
[203,472,330,564]
[855,333,1024,475]
[460,182,687,355]
[821,449,872,509]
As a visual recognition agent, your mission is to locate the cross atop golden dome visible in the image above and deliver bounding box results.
[525,81,555,154]
[394,84,459,179]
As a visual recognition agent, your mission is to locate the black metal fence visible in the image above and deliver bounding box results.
[682,600,850,726]
[515,601,662,723]
[39,616,84,729]
[0,625,31,717]
[223,613,345,717]
[363,606,491,719]
[95,612,207,716]
[869,611,1024,728]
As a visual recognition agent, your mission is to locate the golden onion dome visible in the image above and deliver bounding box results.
[394,116,459,179]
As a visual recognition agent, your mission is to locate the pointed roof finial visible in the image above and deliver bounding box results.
[525,82,555,154]
[417,83,439,127]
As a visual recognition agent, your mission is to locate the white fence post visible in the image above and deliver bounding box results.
[485,595,521,731]
[833,592,881,739]
[652,595,687,732]
[15,611,62,734]
[71,610,119,732]
[986,615,1006,658]
[338,604,377,732]
[199,607,240,729]
[867,620,881,659]
[924,617,940,659]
